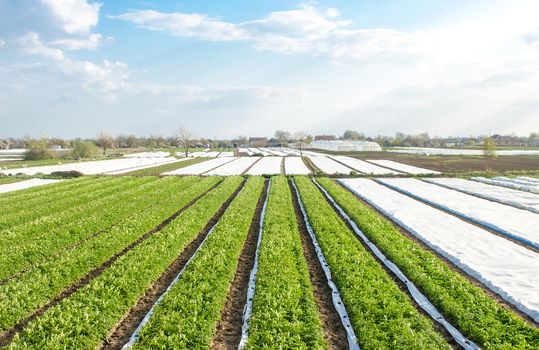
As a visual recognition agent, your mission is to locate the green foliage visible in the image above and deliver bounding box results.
[246,176,326,350]
[317,177,539,349]
[71,139,100,159]
[24,139,52,160]
[483,137,497,158]
[294,176,451,350]
[9,177,242,349]
[0,176,220,334]
[134,177,264,348]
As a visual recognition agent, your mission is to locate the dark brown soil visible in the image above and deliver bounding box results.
[356,154,539,173]
[289,179,349,350]
[280,157,286,175]
[0,179,224,347]
[302,156,319,174]
[212,179,269,350]
[334,180,539,328]
[100,179,247,350]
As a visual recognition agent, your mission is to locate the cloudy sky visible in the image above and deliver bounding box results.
[1,0,539,139]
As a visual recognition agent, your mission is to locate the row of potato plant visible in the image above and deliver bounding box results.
[133,177,264,348]
[317,177,539,349]
[0,176,176,281]
[8,176,244,349]
[0,176,220,333]
[245,176,326,350]
[293,176,451,350]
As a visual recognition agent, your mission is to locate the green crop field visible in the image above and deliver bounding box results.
[0,175,537,350]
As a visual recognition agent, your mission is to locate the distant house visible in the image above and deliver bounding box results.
[249,137,268,147]
[314,135,336,141]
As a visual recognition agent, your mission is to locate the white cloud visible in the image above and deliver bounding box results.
[112,10,249,41]
[40,0,100,35]
[16,32,129,91]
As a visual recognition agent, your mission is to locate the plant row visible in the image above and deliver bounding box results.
[0,176,174,281]
[316,177,539,349]
[244,176,326,349]
[293,176,451,350]
[8,177,245,349]
[0,176,221,333]
[132,177,264,348]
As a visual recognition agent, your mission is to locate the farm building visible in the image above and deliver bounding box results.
[308,140,382,152]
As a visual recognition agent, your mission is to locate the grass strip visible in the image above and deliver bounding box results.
[122,157,209,175]
[7,177,243,349]
[132,177,264,349]
[245,176,326,350]
[317,177,539,349]
[0,176,220,335]
[294,176,451,350]
[0,177,182,281]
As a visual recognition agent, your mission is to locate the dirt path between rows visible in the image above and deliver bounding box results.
[289,179,349,350]
[101,179,247,350]
[0,179,224,348]
[334,180,539,328]
[211,179,269,350]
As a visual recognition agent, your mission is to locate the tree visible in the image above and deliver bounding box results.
[97,131,114,156]
[342,130,364,140]
[72,139,100,159]
[25,138,52,160]
[274,130,290,146]
[483,137,497,158]
[295,131,312,157]
[177,127,192,157]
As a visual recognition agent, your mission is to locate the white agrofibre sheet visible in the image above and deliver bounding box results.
[205,157,260,175]
[424,178,539,214]
[308,156,352,175]
[378,178,539,249]
[217,152,235,157]
[262,147,287,156]
[284,157,310,175]
[246,156,282,175]
[124,152,170,158]
[106,158,189,175]
[330,156,400,175]
[0,179,63,194]
[0,157,176,176]
[281,147,301,156]
[164,157,236,175]
[368,159,440,174]
[238,148,253,155]
[185,151,219,158]
[339,178,539,323]
[472,177,539,194]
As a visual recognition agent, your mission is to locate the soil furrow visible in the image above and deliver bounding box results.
[211,179,269,350]
[0,179,224,347]
[335,180,539,328]
[288,179,349,350]
[100,178,247,350]
[314,179,460,349]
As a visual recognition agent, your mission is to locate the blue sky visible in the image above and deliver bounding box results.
[1,0,539,139]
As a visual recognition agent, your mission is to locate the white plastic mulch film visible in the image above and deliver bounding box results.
[366,159,440,175]
[0,179,62,194]
[377,178,539,250]
[291,179,361,350]
[313,179,479,350]
[339,178,539,324]
[284,157,311,175]
[424,178,539,214]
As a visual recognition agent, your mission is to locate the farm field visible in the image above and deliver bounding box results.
[0,174,538,349]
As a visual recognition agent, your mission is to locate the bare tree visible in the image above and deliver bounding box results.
[483,137,497,159]
[294,131,312,157]
[275,130,290,146]
[97,131,114,156]
[177,127,192,157]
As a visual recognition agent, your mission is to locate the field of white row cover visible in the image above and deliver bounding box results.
[0,178,62,193]
[340,178,539,323]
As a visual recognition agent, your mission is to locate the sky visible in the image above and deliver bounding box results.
[1,0,539,139]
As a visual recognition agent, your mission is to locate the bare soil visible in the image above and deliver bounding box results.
[212,179,269,350]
